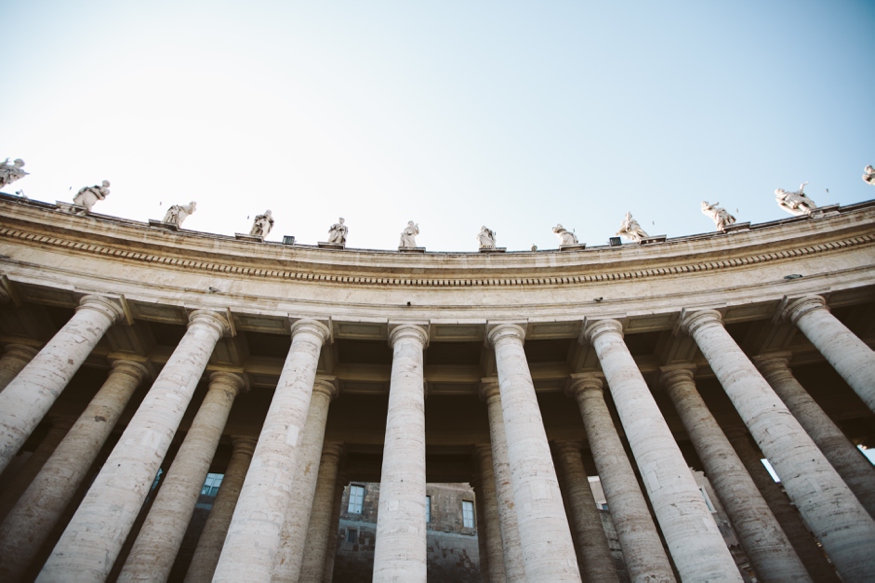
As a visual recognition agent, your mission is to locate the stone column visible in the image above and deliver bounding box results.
[299,443,345,583]
[37,309,230,583]
[480,378,526,582]
[660,367,810,582]
[680,309,875,582]
[373,324,429,582]
[755,353,875,518]
[0,295,124,474]
[567,373,675,583]
[322,472,347,583]
[184,436,257,583]
[583,319,738,582]
[474,444,506,583]
[118,371,245,582]
[782,296,875,412]
[0,343,38,392]
[212,318,330,583]
[487,323,581,582]
[553,441,618,583]
[272,376,339,582]
[0,360,149,582]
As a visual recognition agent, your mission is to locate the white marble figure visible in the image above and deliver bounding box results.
[552,224,578,246]
[616,212,649,241]
[701,201,737,232]
[163,201,197,226]
[400,221,419,248]
[864,165,875,186]
[0,158,28,189]
[72,180,110,212]
[477,225,497,249]
[775,183,817,216]
[327,217,348,246]
[250,210,274,237]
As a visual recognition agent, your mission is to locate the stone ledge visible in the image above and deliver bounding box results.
[479,247,506,253]
[723,222,750,233]
[559,244,587,251]
[318,242,345,249]
[235,233,264,242]
[398,247,426,253]
[148,219,179,231]
[639,235,667,244]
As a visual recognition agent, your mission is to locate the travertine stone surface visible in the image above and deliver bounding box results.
[681,309,875,582]
[373,324,429,583]
[0,361,148,582]
[553,441,618,583]
[213,319,329,583]
[583,320,739,583]
[782,295,875,413]
[660,367,810,582]
[118,371,244,582]
[37,309,229,583]
[755,353,875,518]
[0,295,123,474]
[475,444,506,583]
[299,443,344,583]
[272,376,339,582]
[488,324,581,582]
[184,436,257,583]
[0,343,38,392]
[568,374,675,583]
[480,379,525,583]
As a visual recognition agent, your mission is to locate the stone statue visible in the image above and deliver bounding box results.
[477,226,497,249]
[0,158,28,189]
[616,212,649,242]
[775,183,817,216]
[163,201,197,226]
[72,180,110,212]
[249,210,274,237]
[552,224,578,246]
[701,201,736,232]
[327,217,348,246]
[864,165,875,186]
[399,221,419,248]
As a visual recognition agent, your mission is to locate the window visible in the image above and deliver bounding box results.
[462,500,475,528]
[426,495,431,523]
[201,473,224,496]
[348,484,365,514]
[346,528,358,543]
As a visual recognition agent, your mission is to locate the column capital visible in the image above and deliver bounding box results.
[780,295,827,324]
[567,372,604,397]
[109,360,151,384]
[388,323,429,348]
[659,365,696,389]
[581,318,623,345]
[77,295,125,323]
[313,375,340,401]
[230,436,258,457]
[208,371,246,397]
[320,442,345,462]
[552,440,584,458]
[2,343,39,361]
[479,377,500,402]
[678,308,723,336]
[474,443,492,458]
[486,322,526,347]
[290,318,331,344]
[188,309,232,336]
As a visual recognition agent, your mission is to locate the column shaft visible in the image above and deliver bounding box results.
[212,319,330,583]
[475,444,506,583]
[373,324,429,582]
[0,295,123,474]
[321,474,346,583]
[299,444,344,583]
[37,309,229,583]
[0,344,38,392]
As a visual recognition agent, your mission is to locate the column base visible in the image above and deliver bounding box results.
[235,233,264,242]
[318,242,345,249]
[398,247,426,253]
[148,219,180,231]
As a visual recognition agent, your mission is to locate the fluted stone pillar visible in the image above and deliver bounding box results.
[272,376,339,582]
[38,309,230,583]
[660,367,810,582]
[480,378,526,582]
[213,318,330,583]
[583,319,738,582]
[487,324,581,582]
[373,324,429,582]
[755,353,875,518]
[567,374,675,583]
[0,295,124,474]
[0,360,149,582]
[553,441,618,583]
[184,436,257,583]
[322,473,347,583]
[474,444,506,583]
[782,296,875,412]
[681,309,875,582]
[0,344,38,392]
[118,371,245,582]
[300,443,345,583]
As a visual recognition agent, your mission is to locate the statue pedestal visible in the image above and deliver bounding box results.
[56,202,88,215]
[318,242,345,249]
[639,235,667,245]
[235,233,264,242]
[148,219,179,231]
[813,204,840,218]
[398,247,426,253]
[723,222,750,233]
[559,244,586,251]
[479,247,507,253]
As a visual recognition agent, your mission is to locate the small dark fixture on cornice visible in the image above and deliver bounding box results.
[282,235,296,245]
[784,274,803,280]
[609,237,622,246]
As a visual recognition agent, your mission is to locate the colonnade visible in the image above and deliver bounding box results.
[0,293,873,582]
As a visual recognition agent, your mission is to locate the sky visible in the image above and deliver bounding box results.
[2,1,874,252]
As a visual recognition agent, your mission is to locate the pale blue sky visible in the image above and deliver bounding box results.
[2,1,873,251]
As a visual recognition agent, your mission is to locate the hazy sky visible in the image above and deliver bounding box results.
[2,1,873,251]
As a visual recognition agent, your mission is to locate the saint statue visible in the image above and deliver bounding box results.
[399,221,419,248]
[616,212,649,242]
[775,183,817,216]
[864,165,875,186]
[72,180,110,212]
[163,201,197,226]
[552,224,578,246]
[477,226,496,249]
[327,217,348,246]
[0,158,28,189]
[250,210,274,237]
[701,201,736,232]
